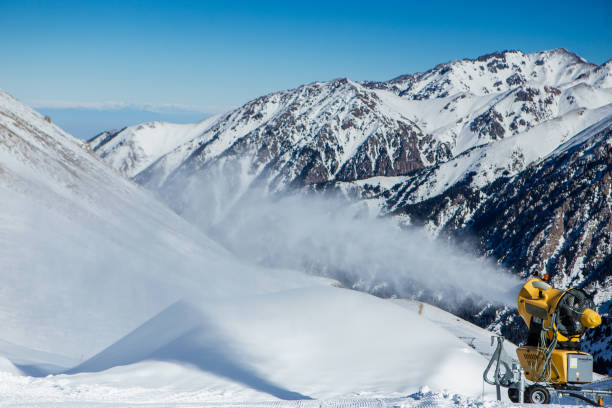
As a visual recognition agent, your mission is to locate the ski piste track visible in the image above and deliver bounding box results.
[1,369,610,407]
[0,395,602,408]
[2,385,611,408]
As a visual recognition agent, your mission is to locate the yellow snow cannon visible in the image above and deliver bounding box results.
[516,278,601,385]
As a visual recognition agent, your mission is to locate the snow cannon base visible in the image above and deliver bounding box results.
[484,335,612,406]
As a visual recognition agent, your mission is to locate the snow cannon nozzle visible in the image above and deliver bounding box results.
[581,308,602,328]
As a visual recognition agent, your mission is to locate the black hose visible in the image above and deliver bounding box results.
[563,392,601,406]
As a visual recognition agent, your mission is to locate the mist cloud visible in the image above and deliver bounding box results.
[168,168,522,309]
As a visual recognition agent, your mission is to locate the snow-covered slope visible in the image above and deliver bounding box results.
[377,49,608,99]
[1,89,522,404]
[65,290,491,399]
[2,296,609,406]
[0,88,322,359]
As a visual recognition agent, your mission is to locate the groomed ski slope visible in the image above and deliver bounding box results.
[0,380,607,408]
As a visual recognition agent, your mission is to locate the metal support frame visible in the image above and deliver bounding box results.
[518,364,525,403]
[481,334,611,405]
[483,335,520,401]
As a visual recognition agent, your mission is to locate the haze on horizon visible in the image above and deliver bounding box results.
[1,0,610,138]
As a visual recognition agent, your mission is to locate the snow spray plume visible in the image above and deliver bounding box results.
[166,167,523,309]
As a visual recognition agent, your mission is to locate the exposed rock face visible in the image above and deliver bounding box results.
[470,108,505,140]
[119,78,432,197]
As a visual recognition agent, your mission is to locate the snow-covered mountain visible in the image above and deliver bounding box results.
[89,48,612,373]
[90,49,611,225]
[91,49,610,191]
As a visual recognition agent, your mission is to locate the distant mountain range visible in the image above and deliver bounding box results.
[90,48,612,372]
[36,106,210,140]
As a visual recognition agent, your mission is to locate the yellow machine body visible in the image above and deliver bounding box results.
[517,278,601,343]
[515,278,601,385]
[517,346,592,384]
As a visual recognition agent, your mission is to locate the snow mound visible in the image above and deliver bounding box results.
[67,288,492,399]
[0,356,21,376]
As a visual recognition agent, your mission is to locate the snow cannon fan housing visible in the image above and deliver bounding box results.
[516,278,601,384]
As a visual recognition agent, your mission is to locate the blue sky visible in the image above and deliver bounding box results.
[1,0,610,138]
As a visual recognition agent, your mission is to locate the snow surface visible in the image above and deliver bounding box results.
[0,89,534,406]
[0,377,601,408]
[2,297,608,406]
[61,290,493,399]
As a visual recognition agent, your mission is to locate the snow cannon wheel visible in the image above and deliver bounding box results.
[508,388,519,403]
[525,385,550,404]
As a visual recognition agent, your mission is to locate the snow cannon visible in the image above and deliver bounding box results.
[516,278,601,385]
[484,278,610,405]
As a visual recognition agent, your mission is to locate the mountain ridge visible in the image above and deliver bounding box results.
[92,52,610,193]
